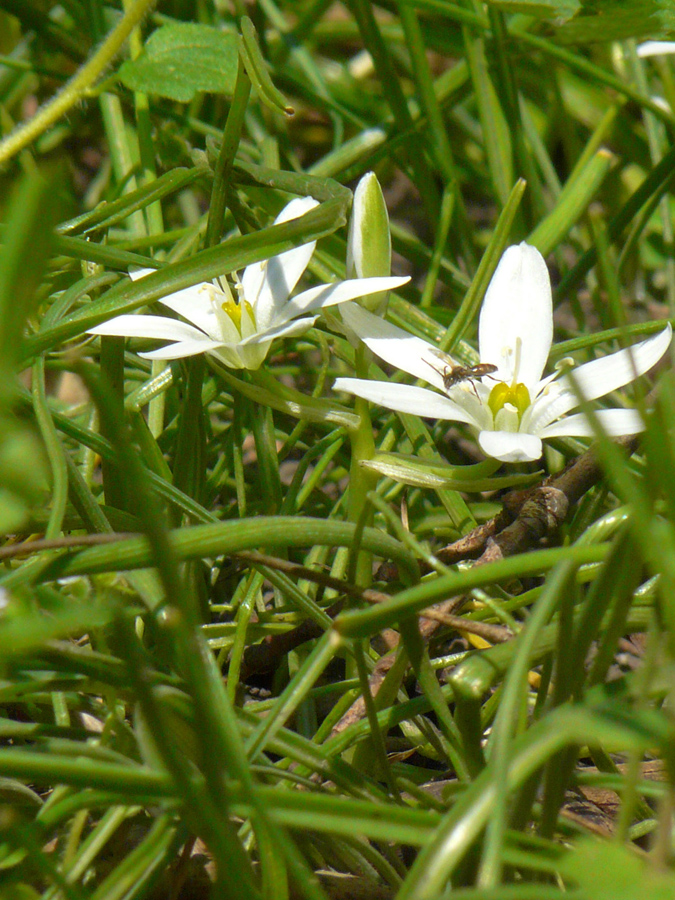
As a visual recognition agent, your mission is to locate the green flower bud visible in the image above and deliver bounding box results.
[346,172,391,315]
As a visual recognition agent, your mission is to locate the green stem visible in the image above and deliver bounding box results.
[626,41,675,315]
[32,358,68,540]
[120,5,168,435]
[486,7,543,225]
[98,335,128,512]
[347,344,378,588]
[205,57,251,249]
[232,391,248,517]
[147,360,166,439]
[122,0,163,237]
[98,93,146,237]
[172,356,206,507]
[0,0,158,167]
[420,184,455,309]
[397,1,473,267]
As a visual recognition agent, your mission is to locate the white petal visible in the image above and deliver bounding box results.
[157,283,224,340]
[242,197,319,330]
[539,408,646,439]
[520,382,572,434]
[650,96,672,113]
[277,276,410,324]
[532,369,563,398]
[637,41,675,57]
[128,267,159,280]
[210,345,249,369]
[446,382,493,429]
[239,316,317,346]
[234,341,271,370]
[213,306,244,344]
[139,339,227,360]
[494,403,521,433]
[478,430,543,463]
[87,314,206,343]
[239,300,258,340]
[555,325,672,414]
[128,269,225,339]
[333,378,480,426]
[330,303,448,389]
[479,242,552,389]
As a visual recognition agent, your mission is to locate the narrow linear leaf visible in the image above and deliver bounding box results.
[361,452,539,492]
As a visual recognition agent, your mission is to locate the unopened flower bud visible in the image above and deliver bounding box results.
[346,172,392,315]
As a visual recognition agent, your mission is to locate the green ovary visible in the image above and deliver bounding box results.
[488,382,531,422]
[221,297,255,335]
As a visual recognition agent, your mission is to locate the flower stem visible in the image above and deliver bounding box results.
[0,0,158,167]
[205,55,251,249]
[347,343,378,588]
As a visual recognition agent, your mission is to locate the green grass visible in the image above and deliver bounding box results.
[1,1,675,898]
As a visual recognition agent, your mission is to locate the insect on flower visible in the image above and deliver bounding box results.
[426,349,498,399]
[334,244,673,463]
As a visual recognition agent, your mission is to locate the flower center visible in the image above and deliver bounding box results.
[221,297,243,330]
[217,276,255,337]
[488,381,531,421]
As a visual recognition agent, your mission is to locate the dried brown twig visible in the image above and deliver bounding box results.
[437,434,637,567]
[236,550,511,678]
[0,532,137,561]
[240,435,641,685]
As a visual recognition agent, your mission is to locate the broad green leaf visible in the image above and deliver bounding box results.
[487,0,580,21]
[117,23,238,102]
[0,597,114,657]
[556,0,675,43]
[560,840,675,900]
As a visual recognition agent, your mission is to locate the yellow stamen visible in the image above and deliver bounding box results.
[511,336,523,387]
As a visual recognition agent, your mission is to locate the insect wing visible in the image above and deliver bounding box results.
[471,363,498,378]
[429,348,458,367]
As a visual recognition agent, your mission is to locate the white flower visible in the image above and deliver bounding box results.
[334,242,672,463]
[87,197,409,370]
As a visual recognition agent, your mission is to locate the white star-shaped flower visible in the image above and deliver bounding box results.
[334,243,672,463]
[87,197,409,369]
